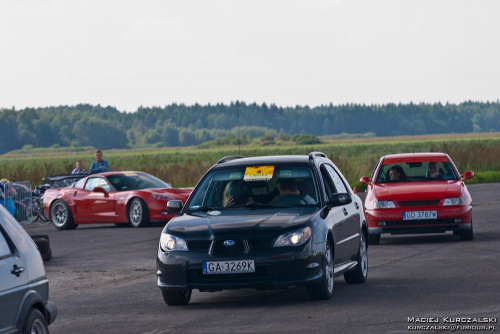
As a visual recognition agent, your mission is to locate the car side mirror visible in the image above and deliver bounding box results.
[461,171,474,181]
[360,176,372,185]
[167,200,183,213]
[93,187,109,197]
[328,193,352,209]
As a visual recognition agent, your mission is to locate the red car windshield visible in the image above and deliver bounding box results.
[375,161,459,183]
[107,173,170,191]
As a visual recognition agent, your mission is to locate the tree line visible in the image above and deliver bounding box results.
[0,101,499,154]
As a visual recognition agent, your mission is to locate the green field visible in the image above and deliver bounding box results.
[1,132,500,190]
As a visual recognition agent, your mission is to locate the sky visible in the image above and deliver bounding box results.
[1,0,499,112]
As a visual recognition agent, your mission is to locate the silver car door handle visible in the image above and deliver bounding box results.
[343,208,348,216]
[355,202,359,210]
[11,265,25,277]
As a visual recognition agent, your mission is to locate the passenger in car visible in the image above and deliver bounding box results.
[389,166,406,181]
[222,181,253,207]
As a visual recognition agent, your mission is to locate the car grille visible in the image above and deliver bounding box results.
[398,200,440,207]
[187,238,276,254]
[383,218,456,226]
[187,241,212,253]
[212,239,246,257]
[247,238,275,251]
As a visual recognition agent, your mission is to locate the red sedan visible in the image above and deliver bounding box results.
[43,171,192,229]
[360,153,474,244]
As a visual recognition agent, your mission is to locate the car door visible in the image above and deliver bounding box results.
[324,164,361,259]
[319,166,351,264]
[325,164,362,257]
[80,177,117,222]
[0,222,28,332]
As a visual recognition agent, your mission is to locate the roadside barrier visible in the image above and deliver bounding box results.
[0,181,35,224]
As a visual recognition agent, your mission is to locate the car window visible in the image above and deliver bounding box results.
[370,160,380,180]
[375,161,458,183]
[187,165,319,210]
[320,167,335,198]
[84,177,111,192]
[74,178,86,189]
[324,165,348,193]
[107,173,170,191]
[0,226,13,258]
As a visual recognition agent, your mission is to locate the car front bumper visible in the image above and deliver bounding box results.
[365,205,472,235]
[156,242,325,291]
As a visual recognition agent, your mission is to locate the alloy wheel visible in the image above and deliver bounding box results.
[53,203,67,227]
[360,234,368,278]
[131,200,142,225]
[31,318,48,334]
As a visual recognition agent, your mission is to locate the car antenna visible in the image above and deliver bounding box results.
[412,131,415,154]
[237,100,240,155]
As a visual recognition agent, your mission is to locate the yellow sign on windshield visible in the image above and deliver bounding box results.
[244,166,275,181]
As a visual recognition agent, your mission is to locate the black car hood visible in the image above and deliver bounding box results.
[166,209,317,239]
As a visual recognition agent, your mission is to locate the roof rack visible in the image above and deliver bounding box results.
[217,155,246,164]
[308,152,327,160]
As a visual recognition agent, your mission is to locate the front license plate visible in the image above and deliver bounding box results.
[403,211,438,220]
[202,260,255,274]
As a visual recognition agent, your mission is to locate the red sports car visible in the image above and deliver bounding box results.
[43,171,192,229]
[360,153,474,244]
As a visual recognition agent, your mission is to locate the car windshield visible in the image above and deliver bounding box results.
[52,176,85,188]
[375,161,459,183]
[106,173,170,191]
[187,165,320,212]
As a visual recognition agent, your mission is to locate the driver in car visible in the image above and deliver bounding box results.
[271,178,315,205]
[427,162,445,179]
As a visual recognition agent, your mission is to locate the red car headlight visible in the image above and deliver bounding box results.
[373,200,396,209]
[152,193,170,201]
[443,198,465,206]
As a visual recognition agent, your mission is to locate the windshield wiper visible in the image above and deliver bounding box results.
[227,203,292,209]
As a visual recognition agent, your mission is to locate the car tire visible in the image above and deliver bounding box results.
[50,200,77,230]
[344,232,368,284]
[32,236,52,262]
[460,220,474,241]
[307,241,334,300]
[162,289,192,306]
[127,198,150,227]
[22,308,49,334]
[41,248,52,262]
[368,234,380,245]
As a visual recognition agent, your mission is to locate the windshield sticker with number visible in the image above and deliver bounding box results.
[243,166,275,181]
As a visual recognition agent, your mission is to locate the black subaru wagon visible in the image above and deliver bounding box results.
[156,152,368,305]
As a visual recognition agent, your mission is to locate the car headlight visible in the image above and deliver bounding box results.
[152,193,170,201]
[373,200,396,209]
[160,233,188,251]
[443,198,465,206]
[274,227,311,247]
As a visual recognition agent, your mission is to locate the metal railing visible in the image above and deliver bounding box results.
[0,181,37,224]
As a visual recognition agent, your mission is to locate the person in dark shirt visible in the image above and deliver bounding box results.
[271,178,315,205]
[89,150,109,174]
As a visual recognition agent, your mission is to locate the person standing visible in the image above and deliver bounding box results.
[71,160,87,175]
[0,178,16,216]
[89,150,109,174]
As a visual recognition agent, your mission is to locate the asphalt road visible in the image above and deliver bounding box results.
[25,183,500,334]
